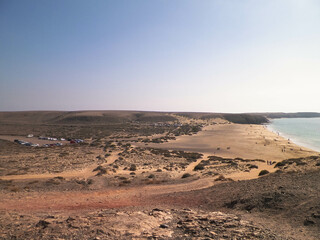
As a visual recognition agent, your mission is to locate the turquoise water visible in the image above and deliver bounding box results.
[268,118,320,152]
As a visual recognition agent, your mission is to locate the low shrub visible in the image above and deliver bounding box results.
[129,164,137,171]
[247,164,258,169]
[181,173,191,178]
[259,170,269,176]
[275,161,285,168]
[194,164,204,171]
[215,175,226,181]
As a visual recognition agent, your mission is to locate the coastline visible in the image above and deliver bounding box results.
[267,119,320,153]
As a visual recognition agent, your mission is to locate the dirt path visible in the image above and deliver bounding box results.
[0,152,218,212]
[0,152,280,212]
[0,177,216,212]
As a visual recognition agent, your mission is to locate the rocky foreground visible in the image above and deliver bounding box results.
[0,208,282,240]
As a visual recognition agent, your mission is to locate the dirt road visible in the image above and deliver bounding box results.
[0,177,215,212]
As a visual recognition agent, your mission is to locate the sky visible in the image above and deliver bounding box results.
[1,0,320,113]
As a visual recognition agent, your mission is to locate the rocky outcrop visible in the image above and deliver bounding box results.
[0,208,282,239]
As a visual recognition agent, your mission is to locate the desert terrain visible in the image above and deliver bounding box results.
[0,111,319,239]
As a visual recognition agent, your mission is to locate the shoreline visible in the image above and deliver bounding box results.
[267,119,320,153]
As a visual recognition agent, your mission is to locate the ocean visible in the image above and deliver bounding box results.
[267,118,320,152]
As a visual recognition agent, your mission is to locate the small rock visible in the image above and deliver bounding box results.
[36,220,50,229]
[153,208,163,212]
[312,213,320,219]
[304,218,315,226]
[224,222,237,228]
[210,231,217,236]
[159,224,169,228]
[66,216,75,222]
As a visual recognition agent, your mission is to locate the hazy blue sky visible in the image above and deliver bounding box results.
[1,0,320,112]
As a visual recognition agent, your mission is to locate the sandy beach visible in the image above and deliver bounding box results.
[140,123,318,161]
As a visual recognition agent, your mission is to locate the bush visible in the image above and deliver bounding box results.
[214,175,226,181]
[259,170,269,176]
[275,161,285,168]
[148,174,155,178]
[129,164,137,171]
[247,164,258,169]
[93,165,105,172]
[181,173,191,178]
[194,164,204,171]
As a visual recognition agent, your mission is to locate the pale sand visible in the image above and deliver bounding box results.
[141,123,318,161]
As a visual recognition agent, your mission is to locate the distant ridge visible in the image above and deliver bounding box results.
[0,111,319,126]
[0,110,266,125]
[263,112,320,119]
